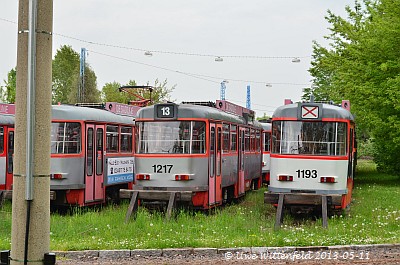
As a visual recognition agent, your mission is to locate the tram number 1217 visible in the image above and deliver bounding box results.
[152,164,173,173]
[296,169,317,178]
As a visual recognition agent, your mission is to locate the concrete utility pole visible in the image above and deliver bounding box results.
[10,0,54,264]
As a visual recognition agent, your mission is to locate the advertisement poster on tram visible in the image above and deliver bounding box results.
[106,157,134,184]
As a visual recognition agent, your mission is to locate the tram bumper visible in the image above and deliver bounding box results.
[120,188,193,202]
[264,192,342,207]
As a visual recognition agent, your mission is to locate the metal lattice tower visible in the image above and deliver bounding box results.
[246,85,251,109]
[220,81,227,100]
[78,48,86,102]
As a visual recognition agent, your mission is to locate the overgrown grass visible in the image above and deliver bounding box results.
[0,160,399,251]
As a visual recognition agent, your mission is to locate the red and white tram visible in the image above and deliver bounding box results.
[265,99,356,211]
[131,100,263,209]
[260,121,271,184]
[0,102,139,206]
[0,104,15,193]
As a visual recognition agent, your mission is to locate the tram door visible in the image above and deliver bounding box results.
[85,124,105,202]
[5,128,14,190]
[209,123,223,205]
[238,127,245,195]
[209,124,216,205]
[215,124,222,203]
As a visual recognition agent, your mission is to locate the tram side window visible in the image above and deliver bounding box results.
[0,126,3,154]
[230,125,237,151]
[256,130,261,151]
[86,128,94,176]
[250,129,255,151]
[120,126,132,153]
[192,122,206,154]
[222,124,230,153]
[264,132,271,152]
[106,125,119,152]
[244,128,250,151]
[51,122,81,154]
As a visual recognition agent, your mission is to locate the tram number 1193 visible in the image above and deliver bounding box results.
[296,169,317,178]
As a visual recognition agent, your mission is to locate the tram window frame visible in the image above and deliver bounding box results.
[136,121,206,154]
[192,121,206,154]
[230,125,237,152]
[272,120,348,156]
[86,128,94,176]
[51,122,81,154]
[7,131,14,174]
[120,126,133,153]
[250,129,255,152]
[96,128,104,175]
[0,126,4,154]
[263,131,271,152]
[256,129,261,152]
[222,124,230,153]
[244,128,250,152]
[106,125,119,153]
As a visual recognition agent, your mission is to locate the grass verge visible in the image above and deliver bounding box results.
[0,160,399,250]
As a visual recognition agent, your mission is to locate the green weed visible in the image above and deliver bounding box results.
[0,160,398,250]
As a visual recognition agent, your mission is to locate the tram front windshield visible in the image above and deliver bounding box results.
[136,121,206,154]
[272,121,347,156]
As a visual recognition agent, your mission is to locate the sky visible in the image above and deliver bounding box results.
[0,0,354,116]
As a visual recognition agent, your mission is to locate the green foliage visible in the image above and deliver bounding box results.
[101,79,175,105]
[357,138,375,159]
[307,0,400,174]
[52,45,100,104]
[256,113,271,122]
[52,45,80,104]
[68,64,100,104]
[0,68,16,103]
[1,160,398,251]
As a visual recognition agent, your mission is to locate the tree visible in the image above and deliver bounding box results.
[307,0,400,175]
[68,64,100,103]
[52,45,80,104]
[101,78,175,105]
[256,113,271,122]
[52,45,100,104]
[0,68,16,103]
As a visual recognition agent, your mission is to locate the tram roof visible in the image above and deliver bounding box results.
[0,114,15,125]
[273,102,354,121]
[52,105,135,124]
[137,103,262,127]
[260,122,271,131]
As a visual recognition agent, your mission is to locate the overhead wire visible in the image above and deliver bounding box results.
[1,16,310,113]
[0,16,310,60]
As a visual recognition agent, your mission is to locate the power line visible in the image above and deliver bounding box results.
[1,17,312,87]
[88,49,311,87]
[0,17,16,24]
[87,50,221,84]
[1,17,310,60]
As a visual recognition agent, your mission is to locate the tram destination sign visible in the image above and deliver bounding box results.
[106,102,140,117]
[0,103,15,115]
[155,104,176,119]
[298,103,322,120]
